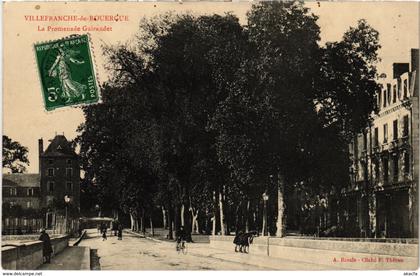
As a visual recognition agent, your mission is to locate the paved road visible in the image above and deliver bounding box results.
[78,229,332,270]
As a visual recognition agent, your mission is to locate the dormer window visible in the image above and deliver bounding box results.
[48,159,53,165]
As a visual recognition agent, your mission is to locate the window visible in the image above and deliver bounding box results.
[66,168,73,177]
[374,127,379,147]
[383,124,388,143]
[387,85,391,105]
[404,152,410,174]
[393,154,399,181]
[10,188,17,196]
[374,159,380,179]
[363,132,367,151]
[403,79,408,98]
[67,159,72,165]
[383,158,389,183]
[47,182,54,193]
[66,182,73,192]
[48,168,54,177]
[27,188,34,196]
[393,120,398,141]
[393,85,397,103]
[26,201,32,208]
[48,159,54,165]
[403,115,409,137]
[383,89,387,107]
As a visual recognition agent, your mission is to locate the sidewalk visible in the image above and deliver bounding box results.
[38,246,90,270]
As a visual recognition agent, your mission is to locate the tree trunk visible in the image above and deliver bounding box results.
[130,211,135,231]
[276,174,285,237]
[219,190,225,236]
[162,206,167,229]
[246,199,250,233]
[139,213,143,233]
[168,206,174,240]
[181,204,185,227]
[195,211,200,234]
[262,198,267,236]
[190,207,199,234]
[135,217,139,232]
[150,217,154,236]
[113,209,119,220]
[141,211,146,234]
[174,204,180,232]
[212,190,217,235]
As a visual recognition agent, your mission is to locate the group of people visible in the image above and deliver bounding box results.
[98,221,123,241]
[233,231,257,253]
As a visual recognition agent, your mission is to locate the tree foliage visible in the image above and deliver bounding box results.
[77,2,381,236]
[3,135,29,173]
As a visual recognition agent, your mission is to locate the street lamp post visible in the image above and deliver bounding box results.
[262,192,269,236]
[64,195,71,234]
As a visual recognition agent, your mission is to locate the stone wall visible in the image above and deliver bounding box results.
[209,236,419,269]
[2,235,69,270]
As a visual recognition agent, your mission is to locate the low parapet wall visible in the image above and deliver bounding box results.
[2,235,69,270]
[209,236,419,270]
[2,234,64,241]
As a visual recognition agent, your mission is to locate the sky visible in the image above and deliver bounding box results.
[3,1,419,173]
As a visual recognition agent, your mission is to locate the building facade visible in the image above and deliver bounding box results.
[344,49,419,238]
[2,174,41,209]
[2,135,80,211]
[39,135,80,209]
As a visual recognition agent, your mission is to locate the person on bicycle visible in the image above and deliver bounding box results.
[176,226,187,250]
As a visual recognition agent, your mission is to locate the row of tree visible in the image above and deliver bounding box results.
[77,2,381,237]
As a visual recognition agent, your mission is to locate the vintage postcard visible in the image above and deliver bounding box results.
[1,1,419,272]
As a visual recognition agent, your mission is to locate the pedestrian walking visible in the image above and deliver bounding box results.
[102,227,107,241]
[39,229,53,263]
[117,224,123,240]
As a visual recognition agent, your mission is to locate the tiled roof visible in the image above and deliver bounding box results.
[42,135,77,157]
[2,173,40,187]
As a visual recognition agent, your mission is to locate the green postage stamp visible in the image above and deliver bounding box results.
[34,34,100,111]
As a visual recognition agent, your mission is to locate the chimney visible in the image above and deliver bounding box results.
[412,49,419,97]
[38,138,43,173]
[411,48,419,74]
[39,138,43,156]
[392,63,409,79]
